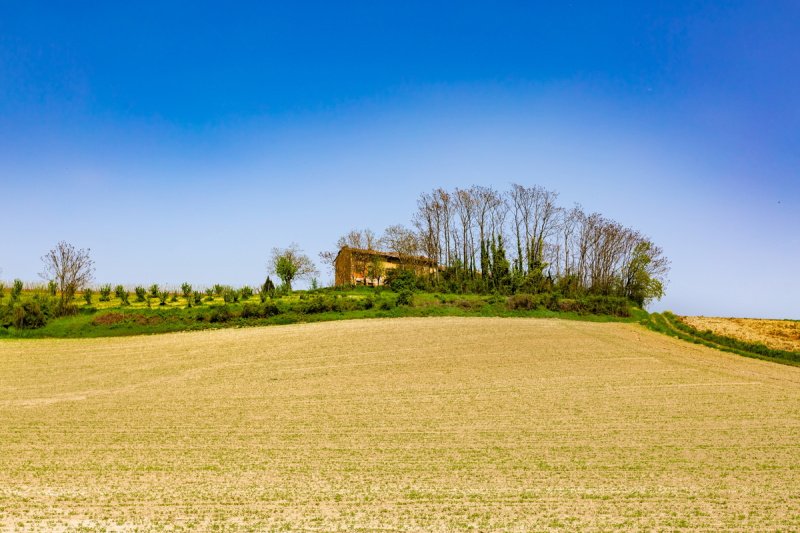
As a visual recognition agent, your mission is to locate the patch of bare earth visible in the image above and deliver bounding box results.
[682,315,800,352]
[1,317,799,530]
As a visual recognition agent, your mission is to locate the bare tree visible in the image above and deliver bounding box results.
[509,184,530,272]
[382,224,420,269]
[453,188,477,273]
[40,241,95,312]
[472,185,503,274]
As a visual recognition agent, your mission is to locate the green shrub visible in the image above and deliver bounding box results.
[204,288,214,301]
[134,286,147,302]
[557,298,580,312]
[193,291,203,305]
[378,298,394,311]
[48,280,57,297]
[83,288,94,305]
[209,305,232,323]
[99,284,112,301]
[334,297,366,312]
[158,290,169,306]
[115,285,126,299]
[120,291,130,306]
[579,296,630,317]
[455,298,483,311]
[239,302,280,319]
[300,296,335,314]
[213,284,225,297]
[261,301,280,317]
[397,289,414,306]
[223,288,239,304]
[485,293,505,305]
[507,293,538,311]
[170,292,178,303]
[240,303,259,319]
[0,282,4,299]
[150,284,160,298]
[240,286,253,300]
[386,269,418,292]
[11,301,47,329]
[11,279,23,301]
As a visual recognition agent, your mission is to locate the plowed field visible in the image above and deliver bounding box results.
[1,317,799,530]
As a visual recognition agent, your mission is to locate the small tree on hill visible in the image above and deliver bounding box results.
[269,244,318,292]
[40,241,95,314]
[135,286,147,302]
[99,284,112,301]
[11,279,23,301]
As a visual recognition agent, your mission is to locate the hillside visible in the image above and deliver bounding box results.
[681,316,800,352]
[1,318,799,530]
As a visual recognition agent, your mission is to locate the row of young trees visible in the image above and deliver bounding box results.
[1,242,319,321]
[322,184,669,306]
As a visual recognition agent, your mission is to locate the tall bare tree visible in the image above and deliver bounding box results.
[382,224,420,269]
[40,241,95,312]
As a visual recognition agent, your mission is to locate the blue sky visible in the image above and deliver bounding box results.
[1,2,798,318]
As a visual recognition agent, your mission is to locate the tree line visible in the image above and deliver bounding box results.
[322,184,669,306]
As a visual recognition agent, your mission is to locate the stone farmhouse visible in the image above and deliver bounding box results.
[334,247,438,286]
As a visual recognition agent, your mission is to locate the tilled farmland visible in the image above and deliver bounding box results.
[1,317,799,530]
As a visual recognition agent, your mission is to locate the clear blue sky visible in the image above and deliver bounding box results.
[1,2,798,318]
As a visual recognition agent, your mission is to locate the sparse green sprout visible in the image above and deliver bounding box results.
[158,290,169,306]
[150,284,160,298]
[310,278,319,290]
[99,284,112,301]
[11,279,23,301]
[83,288,94,305]
[181,283,192,300]
[135,286,147,302]
[223,288,239,304]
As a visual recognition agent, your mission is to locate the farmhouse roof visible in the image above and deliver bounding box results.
[336,246,436,265]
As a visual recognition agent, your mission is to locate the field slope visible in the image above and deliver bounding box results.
[1,317,799,530]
